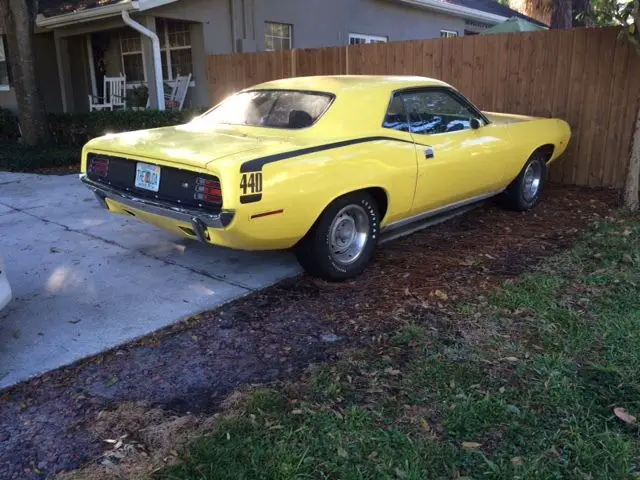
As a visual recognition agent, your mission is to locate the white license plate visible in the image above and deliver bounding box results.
[134,162,161,192]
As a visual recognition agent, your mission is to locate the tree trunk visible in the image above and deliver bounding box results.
[0,0,50,145]
[623,103,640,211]
[551,0,573,28]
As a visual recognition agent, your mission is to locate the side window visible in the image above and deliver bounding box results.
[382,95,409,132]
[400,90,481,135]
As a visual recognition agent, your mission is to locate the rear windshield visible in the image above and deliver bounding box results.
[198,90,334,129]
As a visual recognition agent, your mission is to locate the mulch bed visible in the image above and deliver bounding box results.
[32,164,80,175]
[0,185,617,479]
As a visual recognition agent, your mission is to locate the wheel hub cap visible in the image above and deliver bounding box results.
[523,162,543,202]
[329,205,369,266]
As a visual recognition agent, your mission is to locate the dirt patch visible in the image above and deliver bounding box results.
[33,164,80,175]
[0,185,617,479]
[56,401,218,480]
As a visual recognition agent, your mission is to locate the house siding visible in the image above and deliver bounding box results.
[152,0,466,107]
[253,0,466,50]
[1,0,473,113]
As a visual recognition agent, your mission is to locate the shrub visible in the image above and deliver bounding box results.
[0,107,20,141]
[47,108,206,146]
[0,142,81,172]
[1,108,206,172]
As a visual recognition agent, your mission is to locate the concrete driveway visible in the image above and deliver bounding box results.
[0,172,300,389]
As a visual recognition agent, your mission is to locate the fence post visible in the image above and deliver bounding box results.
[291,48,296,78]
[345,45,349,75]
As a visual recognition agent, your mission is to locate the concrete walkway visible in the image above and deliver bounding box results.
[0,172,300,389]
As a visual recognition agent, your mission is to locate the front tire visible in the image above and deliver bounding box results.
[295,192,380,281]
[501,153,548,211]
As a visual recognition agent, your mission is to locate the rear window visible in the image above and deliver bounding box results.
[199,90,334,129]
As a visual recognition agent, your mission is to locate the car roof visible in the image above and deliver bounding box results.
[250,75,452,94]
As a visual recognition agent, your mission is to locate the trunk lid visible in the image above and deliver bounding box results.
[85,124,266,169]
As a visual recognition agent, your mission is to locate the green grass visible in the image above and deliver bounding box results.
[158,215,640,480]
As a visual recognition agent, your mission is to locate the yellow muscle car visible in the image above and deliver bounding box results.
[80,75,570,280]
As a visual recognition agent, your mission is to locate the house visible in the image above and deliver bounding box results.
[0,0,544,114]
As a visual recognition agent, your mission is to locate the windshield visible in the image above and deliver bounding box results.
[198,90,334,129]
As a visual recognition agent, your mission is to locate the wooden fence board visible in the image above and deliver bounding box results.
[207,28,640,189]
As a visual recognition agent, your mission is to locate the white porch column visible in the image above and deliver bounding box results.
[138,15,160,109]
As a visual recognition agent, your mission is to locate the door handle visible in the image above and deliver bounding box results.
[424,147,435,159]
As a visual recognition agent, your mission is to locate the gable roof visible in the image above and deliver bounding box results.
[444,0,548,27]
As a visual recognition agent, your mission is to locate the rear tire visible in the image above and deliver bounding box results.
[295,192,380,281]
[501,153,548,211]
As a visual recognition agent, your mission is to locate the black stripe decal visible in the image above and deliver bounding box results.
[240,136,418,173]
[240,193,262,204]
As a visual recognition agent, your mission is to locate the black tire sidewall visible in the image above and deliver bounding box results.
[307,193,380,280]
[507,154,548,211]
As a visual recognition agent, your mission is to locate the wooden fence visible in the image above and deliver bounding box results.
[207,28,640,188]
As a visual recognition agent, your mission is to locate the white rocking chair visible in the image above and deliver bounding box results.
[165,73,192,110]
[88,74,127,111]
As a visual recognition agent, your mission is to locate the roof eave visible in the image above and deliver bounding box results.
[394,0,508,24]
[35,0,176,28]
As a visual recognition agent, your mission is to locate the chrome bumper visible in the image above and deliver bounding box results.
[80,175,234,243]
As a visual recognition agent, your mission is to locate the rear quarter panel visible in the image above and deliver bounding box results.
[215,135,417,249]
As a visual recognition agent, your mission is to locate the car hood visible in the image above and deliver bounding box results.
[84,123,272,169]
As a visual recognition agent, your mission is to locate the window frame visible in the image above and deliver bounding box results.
[348,33,388,45]
[440,30,459,38]
[381,87,489,136]
[264,21,293,51]
[199,88,336,130]
[157,19,194,82]
[0,35,10,91]
[119,30,147,85]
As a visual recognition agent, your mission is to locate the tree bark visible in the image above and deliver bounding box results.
[0,0,50,145]
[623,103,640,211]
[551,0,573,28]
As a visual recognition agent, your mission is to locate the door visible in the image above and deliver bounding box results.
[399,88,510,216]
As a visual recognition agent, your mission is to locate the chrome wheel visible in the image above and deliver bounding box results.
[522,161,543,202]
[329,204,369,265]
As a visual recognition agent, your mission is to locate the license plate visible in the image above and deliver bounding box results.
[134,162,161,192]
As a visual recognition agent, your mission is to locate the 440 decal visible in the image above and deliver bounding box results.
[239,172,263,203]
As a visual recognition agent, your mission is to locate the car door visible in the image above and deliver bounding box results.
[399,88,510,216]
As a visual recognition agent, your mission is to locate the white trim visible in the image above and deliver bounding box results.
[348,33,388,44]
[0,85,9,91]
[440,29,458,38]
[394,0,507,24]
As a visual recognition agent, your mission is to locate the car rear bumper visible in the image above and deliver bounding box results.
[80,175,235,243]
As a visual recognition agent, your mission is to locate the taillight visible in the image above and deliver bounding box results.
[194,177,222,204]
[88,155,109,178]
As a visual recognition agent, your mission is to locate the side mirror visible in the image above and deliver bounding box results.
[470,118,482,130]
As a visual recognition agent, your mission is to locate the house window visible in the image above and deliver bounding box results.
[440,30,458,38]
[120,30,145,82]
[348,33,388,45]
[157,19,193,80]
[265,22,292,51]
[0,35,10,90]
